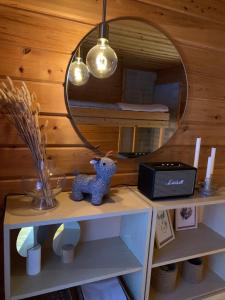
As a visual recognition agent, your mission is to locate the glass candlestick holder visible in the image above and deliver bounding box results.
[200,177,216,197]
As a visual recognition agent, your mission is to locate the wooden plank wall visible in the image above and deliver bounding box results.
[1,0,225,296]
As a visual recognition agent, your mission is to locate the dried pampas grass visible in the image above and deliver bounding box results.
[0,77,53,206]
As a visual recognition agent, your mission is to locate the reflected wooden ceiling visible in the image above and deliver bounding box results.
[81,19,182,71]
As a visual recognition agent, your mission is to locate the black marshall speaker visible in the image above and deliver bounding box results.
[138,162,197,200]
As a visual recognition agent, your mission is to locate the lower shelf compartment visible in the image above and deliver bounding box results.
[150,270,225,300]
[11,237,142,300]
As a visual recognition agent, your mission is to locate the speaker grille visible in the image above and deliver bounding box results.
[153,170,195,198]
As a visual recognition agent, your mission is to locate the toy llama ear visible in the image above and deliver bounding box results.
[90,157,101,165]
[105,151,117,164]
[105,150,114,157]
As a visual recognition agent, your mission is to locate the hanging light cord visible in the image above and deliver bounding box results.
[102,0,107,24]
[99,0,108,38]
[77,47,81,57]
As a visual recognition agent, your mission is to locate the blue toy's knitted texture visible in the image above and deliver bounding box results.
[72,157,117,206]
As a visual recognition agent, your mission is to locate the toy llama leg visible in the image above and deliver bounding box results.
[91,192,104,206]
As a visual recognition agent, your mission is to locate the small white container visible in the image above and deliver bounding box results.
[26,244,41,276]
[61,244,75,263]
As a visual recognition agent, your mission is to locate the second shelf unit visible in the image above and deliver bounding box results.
[130,187,225,300]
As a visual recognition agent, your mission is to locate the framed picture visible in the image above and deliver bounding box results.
[155,210,175,249]
[175,206,198,231]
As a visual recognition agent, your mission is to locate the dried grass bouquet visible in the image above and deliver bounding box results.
[0,77,58,209]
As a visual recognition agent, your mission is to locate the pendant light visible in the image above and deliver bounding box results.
[69,47,90,86]
[86,0,118,79]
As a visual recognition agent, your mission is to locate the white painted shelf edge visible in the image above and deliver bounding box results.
[130,187,225,210]
[4,187,151,229]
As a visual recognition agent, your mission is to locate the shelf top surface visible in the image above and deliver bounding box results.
[130,187,225,210]
[4,187,151,228]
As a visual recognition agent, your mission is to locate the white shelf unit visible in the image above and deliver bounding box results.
[4,187,152,300]
[130,187,225,300]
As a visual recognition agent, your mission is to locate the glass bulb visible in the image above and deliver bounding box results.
[69,57,89,86]
[86,38,118,79]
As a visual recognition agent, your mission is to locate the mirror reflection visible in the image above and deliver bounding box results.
[65,19,187,157]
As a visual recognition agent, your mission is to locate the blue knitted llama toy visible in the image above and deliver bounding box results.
[72,153,117,206]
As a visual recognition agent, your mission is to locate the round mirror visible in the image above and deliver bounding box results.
[65,18,187,158]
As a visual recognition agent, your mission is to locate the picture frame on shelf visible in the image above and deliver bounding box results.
[155,210,175,249]
[175,206,198,231]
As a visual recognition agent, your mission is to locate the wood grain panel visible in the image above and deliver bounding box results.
[0,0,102,25]
[151,145,225,172]
[137,0,225,26]
[0,116,119,152]
[2,144,225,180]
[0,147,142,179]
[0,5,92,54]
[0,115,83,146]
[1,1,225,51]
[188,74,225,101]
[180,44,225,78]
[0,80,67,114]
[4,0,225,28]
[0,41,70,83]
[0,147,92,178]
[170,122,225,146]
[183,98,225,124]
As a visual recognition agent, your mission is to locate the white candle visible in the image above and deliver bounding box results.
[206,156,212,179]
[194,137,201,168]
[210,147,216,175]
[26,244,41,276]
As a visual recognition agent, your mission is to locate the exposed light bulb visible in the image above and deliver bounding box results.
[86,38,118,79]
[96,52,107,72]
[69,57,89,86]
